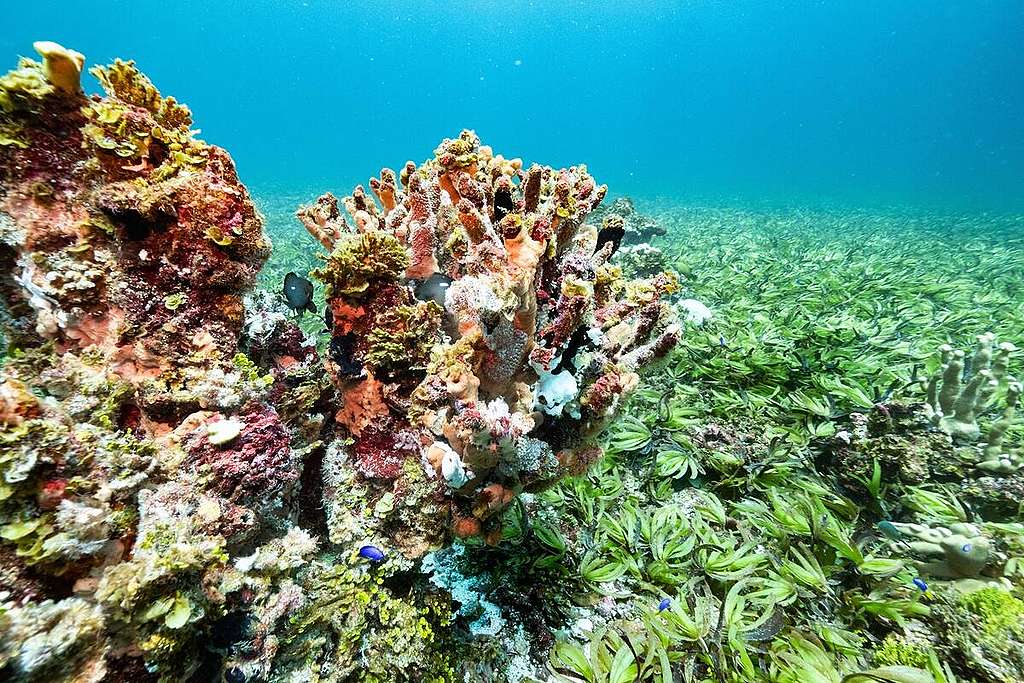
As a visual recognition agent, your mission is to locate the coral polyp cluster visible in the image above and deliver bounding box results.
[299,130,680,551]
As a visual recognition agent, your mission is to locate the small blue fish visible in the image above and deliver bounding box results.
[912,577,928,592]
[358,545,385,562]
[718,336,727,347]
[658,598,671,612]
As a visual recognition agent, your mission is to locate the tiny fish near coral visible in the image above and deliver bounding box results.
[358,544,386,562]
[283,271,316,315]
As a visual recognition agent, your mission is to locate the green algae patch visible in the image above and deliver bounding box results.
[960,587,1024,637]
[872,634,931,669]
[313,230,409,297]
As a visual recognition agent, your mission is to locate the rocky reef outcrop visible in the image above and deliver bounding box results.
[0,44,682,682]
[0,43,317,682]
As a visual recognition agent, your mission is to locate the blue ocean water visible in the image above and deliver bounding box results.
[4,1,1023,210]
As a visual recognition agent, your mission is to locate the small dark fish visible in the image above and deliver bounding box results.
[657,392,672,423]
[321,305,334,335]
[283,272,316,316]
[912,577,928,592]
[878,520,914,551]
[494,187,516,223]
[329,333,363,377]
[209,611,253,648]
[595,221,625,257]
[358,545,385,562]
[414,273,453,308]
[878,379,900,403]
[876,520,902,541]
[796,352,810,371]
[657,598,671,612]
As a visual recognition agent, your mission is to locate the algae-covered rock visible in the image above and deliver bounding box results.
[817,398,1024,517]
[817,403,958,490]
[588,196,666,245]
[930,585,1024,682]
[0,43,311,681]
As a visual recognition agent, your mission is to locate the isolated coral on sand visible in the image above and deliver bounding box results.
[589,196,666,245]
[299,129,680,554]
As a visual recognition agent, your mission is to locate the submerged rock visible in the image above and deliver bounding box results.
[0,43,306,681]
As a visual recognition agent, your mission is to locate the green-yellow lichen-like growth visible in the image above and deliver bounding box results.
[91,58,192,129]
[276,560,457,681]
[0,57,53,113]
[960,586,1024,637]
[313,230,410,297]
[871,634,931,669]
[364,302,444,374]
[81,58,206,176]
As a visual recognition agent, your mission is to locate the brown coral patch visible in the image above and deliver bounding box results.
[334,374,390,436]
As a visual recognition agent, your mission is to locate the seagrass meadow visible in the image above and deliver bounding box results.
[244,194,1024,682]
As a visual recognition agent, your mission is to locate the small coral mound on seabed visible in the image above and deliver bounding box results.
[298,129,680,555]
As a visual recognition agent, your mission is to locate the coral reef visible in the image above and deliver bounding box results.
[4,39,1024,683]
[1,46,681,681]
[298,129,680,554]
[614,242,670,279]
[0,44,315,681]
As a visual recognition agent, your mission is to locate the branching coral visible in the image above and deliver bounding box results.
[923,333,1018,444]
[299,130,679,552]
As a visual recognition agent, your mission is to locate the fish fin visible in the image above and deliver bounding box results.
[306,301,317,314]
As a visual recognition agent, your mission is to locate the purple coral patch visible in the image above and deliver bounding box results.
[190,402,296,503]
